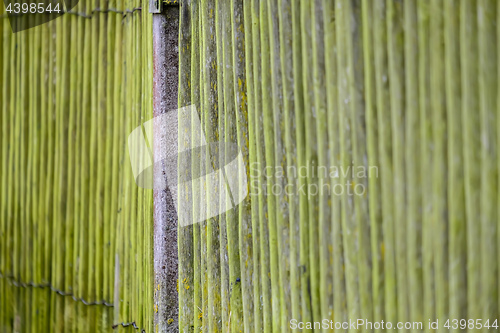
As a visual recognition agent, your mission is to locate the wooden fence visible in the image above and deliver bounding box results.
[2,0,500,332]
[0,0,154,331]
[178,0,500,332]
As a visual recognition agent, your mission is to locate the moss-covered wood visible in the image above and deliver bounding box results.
[0,1,154,332]
[177,0,500,331]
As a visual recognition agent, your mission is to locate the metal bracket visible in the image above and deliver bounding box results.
[149,0,162,13]
[149,0,178,13]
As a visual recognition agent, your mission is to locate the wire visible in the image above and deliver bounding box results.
[112,322,146,332]
[0,271,114,306]
[1,271,147,331]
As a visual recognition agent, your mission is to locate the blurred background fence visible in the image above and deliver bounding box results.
[2,0,500,332]
[178,0,500,332]
[0,0,154,331]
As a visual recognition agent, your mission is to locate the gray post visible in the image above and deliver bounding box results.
[152,4,180,332]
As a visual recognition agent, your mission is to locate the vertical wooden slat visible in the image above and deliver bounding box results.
[231,0,254,331]
[478,0,498,324]
[268,0,290,330]
[430,0,449,325]
[64,11,77,332]
[361,1,385,330]
[244,1,262,332]
[348,0,374,326]
[404,0,423,330]
[189,0,203,330]
[325,1,348,330]
[387,0,408,325]
[373,0,398,326]
[178,0,194,331]
[251,1,272,331]
[214,2,230,331]
[444,0,467,326]
[279,0,301,326]
[0,10,9,332]
[416,1,436,330]
[337,0,361,326]
[460,0,481,325]
[260,0,281,331]
[301,0,322,325]
[201,0,222,332]
[247,1,264,331]
[311,0,334,329]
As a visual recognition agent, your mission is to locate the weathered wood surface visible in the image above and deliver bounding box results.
[0,0,155,331]
[177,0,500,332]
[2,0,500,332]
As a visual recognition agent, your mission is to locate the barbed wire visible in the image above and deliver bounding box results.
[0,271,114,306]
[112,321,146,332]
[1,271,147,331]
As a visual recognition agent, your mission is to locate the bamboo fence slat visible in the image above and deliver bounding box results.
[0,1,154,331]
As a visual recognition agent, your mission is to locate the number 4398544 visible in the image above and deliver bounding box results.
[5,2,61,14]
[444,319,498,330]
